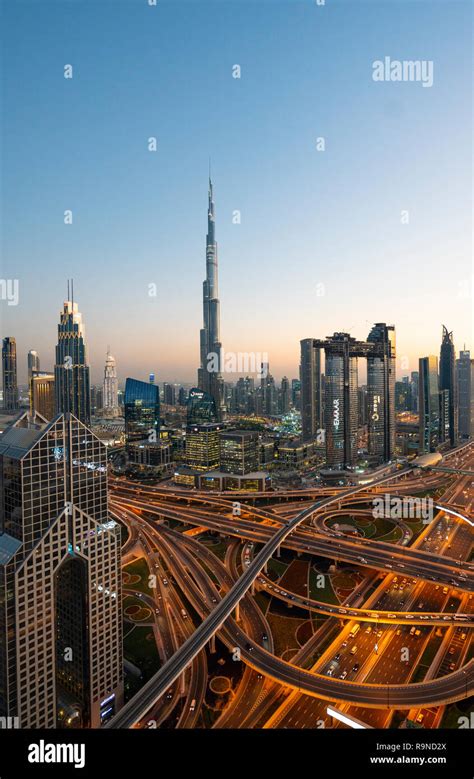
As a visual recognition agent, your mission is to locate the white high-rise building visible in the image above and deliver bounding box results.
[27,349,40,381]
[103,350,119,418]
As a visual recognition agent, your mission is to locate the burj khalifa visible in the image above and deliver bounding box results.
[198,176,225,418]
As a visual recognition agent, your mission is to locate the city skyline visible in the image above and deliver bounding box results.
[0,0,473,750]
[2,0,472,384]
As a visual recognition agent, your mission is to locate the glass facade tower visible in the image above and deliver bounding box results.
[367,323,396,462]
[439,325,458,445]
[419,356,440,453]
[0,412,123,728]
[54,295,91,425]
[124,378,160,444]
[457,350,474,439]
[2,337,19,412]
[300,339,322,442]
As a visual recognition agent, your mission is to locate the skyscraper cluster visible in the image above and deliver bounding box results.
[300,324,396,469]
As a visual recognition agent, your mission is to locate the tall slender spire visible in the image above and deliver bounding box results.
[198,171,225,418]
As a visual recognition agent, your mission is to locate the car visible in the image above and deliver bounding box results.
[340,670,348,680]
[352,663,360,672]
[246,643,254,653]
[334,653,341,661]
[262,633,268,641]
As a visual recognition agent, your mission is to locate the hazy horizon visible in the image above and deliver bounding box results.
[2,0,472,385]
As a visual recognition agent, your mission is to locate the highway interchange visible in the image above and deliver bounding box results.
[107,443,474,729]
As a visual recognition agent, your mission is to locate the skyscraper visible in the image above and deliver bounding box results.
[186,387,217,425]
[54,286,91,425]
[124,378,160,445]
[457,350,474,439]
[300,339,322,441]
[2,337,18,412]
[439,325,457,445]
[280,376,290,414]
[30,371,55,421]
[27,349,40,382]
[163,383,176,406]
[367,323,396,463]
[198,176,225,419]
[185,423,222,470]
[0,411,123,727]
[103,350,119,418]
[220,430,259,474]
[321,334,359,469]
[419,356,440,453]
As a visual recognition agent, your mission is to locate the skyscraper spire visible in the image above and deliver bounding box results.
[54,292,91,424]
[198,172,225,418]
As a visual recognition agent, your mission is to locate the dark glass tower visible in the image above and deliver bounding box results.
[457,350,474,439]
[300,339,322,441]
[2,337,19,412]
[315,333,361,469]
[419,356,440,452]
[367,323,396,463]
[54,289,91,425]
[439,325,457,445]
[124,378,160,444]
[198,176,225,419]
[186,387,217,425]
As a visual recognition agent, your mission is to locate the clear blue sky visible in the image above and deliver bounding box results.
[1,0,472,384]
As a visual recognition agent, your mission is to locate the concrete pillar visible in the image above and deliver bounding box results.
[235,602,240,622]
[209,634,216,654]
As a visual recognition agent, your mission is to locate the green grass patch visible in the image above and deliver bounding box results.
[309,568,338,604]
[123,557,152,595]
[123,624,160,680]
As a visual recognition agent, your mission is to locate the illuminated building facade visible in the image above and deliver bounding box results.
[219,430,259,475]
[185,423,222,470]
[0,412,123,728]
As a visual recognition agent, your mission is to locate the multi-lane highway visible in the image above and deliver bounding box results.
[108,458,474,728]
